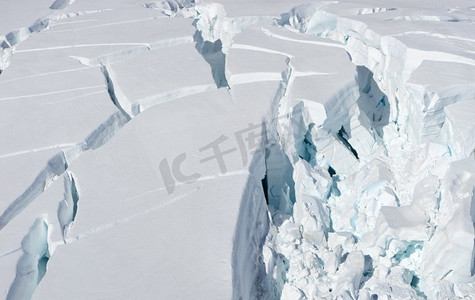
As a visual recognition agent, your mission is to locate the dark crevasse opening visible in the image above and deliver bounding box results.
[100,64,131,120]
[261,175,269,205]
[336,126,359,160]
[328,165,336,177]
[298,123,317,166]
[262,145,295,224]
[410,273,426,298]
[193,30,229,89]
[70,175,79,222]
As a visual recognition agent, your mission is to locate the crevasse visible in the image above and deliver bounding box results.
[257,3,475,299]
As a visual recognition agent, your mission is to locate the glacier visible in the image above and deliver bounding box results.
[0,0,474,299]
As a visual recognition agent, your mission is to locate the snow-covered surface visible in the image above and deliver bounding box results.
[0,0,474,299]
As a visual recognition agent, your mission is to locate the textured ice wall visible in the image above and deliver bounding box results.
[259,2,475,299]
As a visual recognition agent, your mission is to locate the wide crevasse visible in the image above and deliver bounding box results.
[256,3,475,299]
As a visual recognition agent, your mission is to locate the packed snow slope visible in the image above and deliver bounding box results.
[0,0,474,299]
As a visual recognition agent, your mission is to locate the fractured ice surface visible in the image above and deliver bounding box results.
[0,0,474,299]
